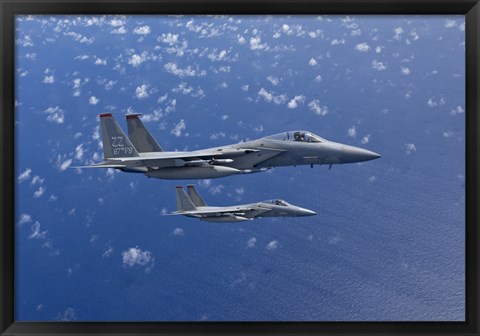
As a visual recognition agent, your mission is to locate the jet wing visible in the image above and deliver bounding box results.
[171,206,272,217]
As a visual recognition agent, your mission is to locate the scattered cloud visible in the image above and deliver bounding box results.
[56,308,77,321]
[164,62,206,78]
[287,95,306,109]
[404,143,417,154]
[394,27,404,40]
[308,100,328,116]
[173,228,184,236]
[372,60,387,71]
[18,213,33,225]
[308,58,318,66]
[445,19,457,28]
[122,246,154,271]
[28,221,47,239]
[355,42,370,52]
[18,168,32,183]
[266,240,279,250]
[135,84,150,99]
[401,66,411,75]
[450,106,464,116]
[133,25,151,35]
[44,106,64,124]
[427,97,446,108]
[250,36,269,51]
[266,75,280,86]
[246,237,257,248]
[42,75,54,84]
[58,158,73,172]
[347,125,357,138]
[170,119,186,137]
[128,52,149,67]
[89,96,99,105]
[257,88,287,105]
[361,134,371,144]
[32,185,46,198]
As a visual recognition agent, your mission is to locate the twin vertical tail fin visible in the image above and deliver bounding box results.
[187,185,207,207]
[100,113,139,159]
[126,114,163,153]
[176,187,197,212]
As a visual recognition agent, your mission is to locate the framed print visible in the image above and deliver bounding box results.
[1,0,479,335]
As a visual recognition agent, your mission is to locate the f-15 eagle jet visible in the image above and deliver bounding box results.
[74,113,380,180]
[170,185,316,222]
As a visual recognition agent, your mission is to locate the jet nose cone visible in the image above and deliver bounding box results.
[299,208,316,216]
[342,145,381,163]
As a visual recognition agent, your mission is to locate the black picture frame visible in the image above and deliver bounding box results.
[1,0,479,335]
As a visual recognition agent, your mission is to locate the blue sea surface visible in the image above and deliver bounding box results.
[15,15,464,321]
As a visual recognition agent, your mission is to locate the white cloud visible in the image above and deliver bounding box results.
[355,42,370,52]
[369,176,377,183]
[372,60,387,71]
[18,168,32,183]
[59,159,72,171]
[287,95,306,109]
[347,125,357,138]
[159,33,179,45]
[314,75,322,82]
[250,36,269,51]
[257,88,287,105]
[210,132,226,140]
[445,19,457,28]
[128,52,148,67]
[266,76,280,86]
[30,175,44,185]
[173,228,184,236]
[361,134,371,144]
[111,26,127,34]
[42,75,54,84]
[266,240,279,250]
[56,308,77,321]
[241,84,249,92]
[18,213,32,225]
[89,96,99,105]
[44,106,64,124]
[308,100,328,116]
[450,106,464,116]
[330,38,345,45]
[102,245,113,258]
[164,62,206,78]
[394,27,404,40]
[33,186,46,198]
[122,246,154,268]
[308,58,318,66]
[427,97,446,108]
[247,237,257,248]
[401,66,411,75]
[75,144,84,160]
[95,57,107,65]
[235,187,245,195]
[238,35,246,45]
[135,84,149,99]
[170,119,186,137]
[133,25,151,35]
[209,184,224,195]
[110,18,125,27]
[29,221,47,239]
[404,143,417,154]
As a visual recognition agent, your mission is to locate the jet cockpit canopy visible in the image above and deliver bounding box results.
[265,199,289,206]
[264,131,325,143]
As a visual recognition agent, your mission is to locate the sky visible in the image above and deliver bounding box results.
[15,15,465,321]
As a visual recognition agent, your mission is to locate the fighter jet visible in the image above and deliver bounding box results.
[170,185,316,222]
[73,113,380,179]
